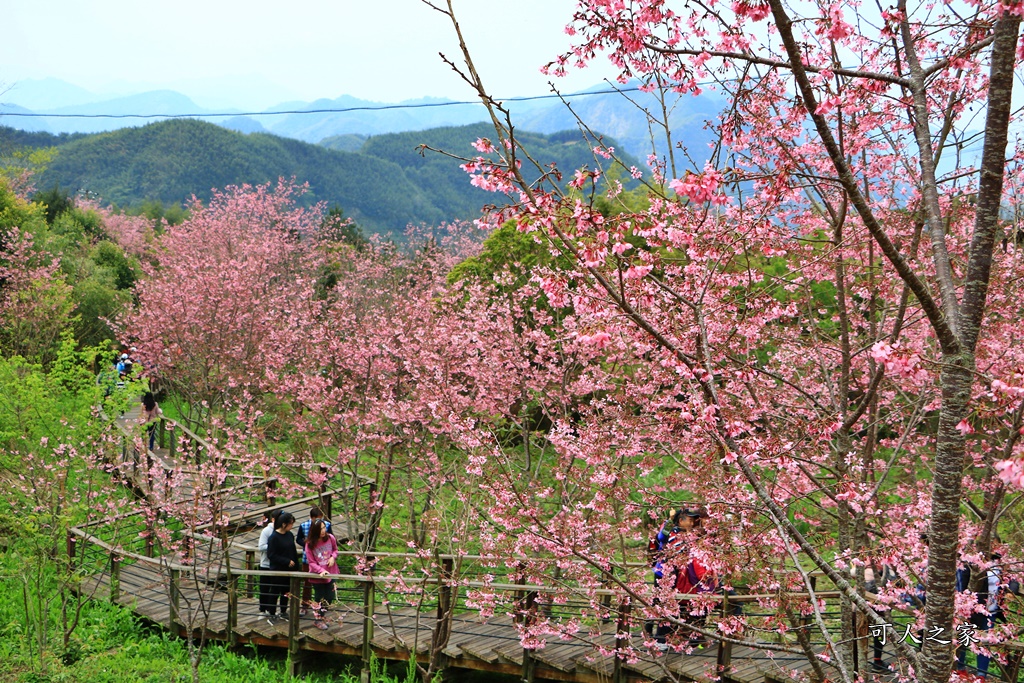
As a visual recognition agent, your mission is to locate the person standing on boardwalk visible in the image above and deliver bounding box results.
[295,507,331,616]
[257,510,282,615]
[305,519,340,630]
[139,392,163,451]
[647,508,695,649]
[266,512,298,622]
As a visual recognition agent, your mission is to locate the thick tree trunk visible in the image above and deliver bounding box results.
[919,357,972,683]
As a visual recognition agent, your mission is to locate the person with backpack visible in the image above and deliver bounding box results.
[673,509,715,647]
[647,508,706,650]
[139,392,163,451]
[955,552,1003,680]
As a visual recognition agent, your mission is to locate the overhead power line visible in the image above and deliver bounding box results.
[0,86,647,120]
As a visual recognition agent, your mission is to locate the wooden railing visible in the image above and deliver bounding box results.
[70,507,1024,683]
[92,406,1022,681]
[69,505,967,683]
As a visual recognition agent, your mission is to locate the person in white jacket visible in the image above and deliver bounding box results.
[258,510,282,614]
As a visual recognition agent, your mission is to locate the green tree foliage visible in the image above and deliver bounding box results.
[320,205,368,250]
[0,177,139,354]
[123,198,188,228]
[34,183,75,223]
[448,220,551,290]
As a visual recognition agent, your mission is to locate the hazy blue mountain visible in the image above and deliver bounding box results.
[217,116,268,134]
[3,77,106,110]
[35,90,220,134]
[0,103,52,133]
[263,94,489,142]
[0,78,726,163]
[511,86,725,167]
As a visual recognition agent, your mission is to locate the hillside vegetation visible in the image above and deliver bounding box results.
[2,120,638,235]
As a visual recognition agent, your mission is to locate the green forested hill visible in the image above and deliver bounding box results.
[0,126,86,149]
[28,120,441,232]
[357,124,638,221]
[9,120,637,235]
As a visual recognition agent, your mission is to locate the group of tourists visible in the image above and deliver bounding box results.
[97,348,140,396]
[869,539,1010,679]
[258,506,341,631]
[645,508,1014,678]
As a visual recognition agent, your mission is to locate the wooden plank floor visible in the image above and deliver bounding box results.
[76,561,906,683]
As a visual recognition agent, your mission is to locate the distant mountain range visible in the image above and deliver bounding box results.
[0,78,724,162]
[1,120,641,236]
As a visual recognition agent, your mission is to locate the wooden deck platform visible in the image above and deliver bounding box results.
[75,558,900,683]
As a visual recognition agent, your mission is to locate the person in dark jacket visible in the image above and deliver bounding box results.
[265,512,298,621]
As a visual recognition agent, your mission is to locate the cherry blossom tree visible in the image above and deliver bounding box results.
[423,0,1024,681]
[0,229,75,367]
[121,180,324,430]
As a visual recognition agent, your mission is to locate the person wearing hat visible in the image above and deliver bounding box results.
[647,508,697,649]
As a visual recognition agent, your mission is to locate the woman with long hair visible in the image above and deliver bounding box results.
[305,519,340,630]
[265,512,298,622]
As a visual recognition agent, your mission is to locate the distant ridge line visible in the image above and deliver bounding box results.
[0,86,649,120]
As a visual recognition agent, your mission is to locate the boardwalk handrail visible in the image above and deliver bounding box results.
[68,527,849,600]
[76,477,279,531]
[190,483,358,533]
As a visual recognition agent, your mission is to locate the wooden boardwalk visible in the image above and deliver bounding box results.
[75,401,919,682]
[75,557,841,683]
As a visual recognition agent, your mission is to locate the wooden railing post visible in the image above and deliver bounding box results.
[144,446,153,494]
[227,569,239,647]
[167,424,176,462]
[601,568,614,623]
[612,597,631,683]
[361,578,375,683]
[717,593,733,675]
[169,568,181,635]
[245,550,256,598]
[802,576,817,629]
[364,482,380,551]
[110,553,120,602]
[287,574,303,676]
[430,558,455,674]
[521,590,537,683]
[317,465,333,520]
[66,530,76,563]
[513,562,526,624]
[158,417,166,450]
[266,478,277,507]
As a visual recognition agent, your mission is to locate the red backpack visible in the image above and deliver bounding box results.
[675,559,712,594]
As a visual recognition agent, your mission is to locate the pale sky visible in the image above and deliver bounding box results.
[1,0,620,110]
